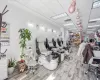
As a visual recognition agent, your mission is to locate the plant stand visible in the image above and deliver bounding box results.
[17,61,27,73]
[27,65,39,74]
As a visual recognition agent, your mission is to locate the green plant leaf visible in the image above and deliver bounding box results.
[8,58,16,68]
[18,28,32,59]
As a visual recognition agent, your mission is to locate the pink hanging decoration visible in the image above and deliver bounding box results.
[76,9,79,15]
[80,28,82,31]
[76,16,80,19]
[76,21,81,25]
[76,8,83,31]
[68,0,76,14]
[80,26,82,29]
[78,24,82,27]
[77,19,81,22]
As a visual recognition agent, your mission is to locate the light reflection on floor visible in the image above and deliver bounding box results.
[46,73,56,80]
[18,74,27,80]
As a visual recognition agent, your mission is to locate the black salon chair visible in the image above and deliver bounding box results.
[35,38,59,70]
[44,38,61,63]
[52,38,65,62]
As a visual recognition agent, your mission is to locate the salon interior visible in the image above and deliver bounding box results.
[1,0,100,80]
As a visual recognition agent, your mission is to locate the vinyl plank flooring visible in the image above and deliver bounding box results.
[8,47,97,80]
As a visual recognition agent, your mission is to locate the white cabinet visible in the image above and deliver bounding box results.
[0,58,8,80]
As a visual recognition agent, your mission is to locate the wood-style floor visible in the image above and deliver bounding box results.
[8,47,97,80]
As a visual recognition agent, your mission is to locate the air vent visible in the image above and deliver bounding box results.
[89,21,97,23]
[64,19,71,22]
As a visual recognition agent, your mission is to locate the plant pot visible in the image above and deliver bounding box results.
[8,67,14,75]
[17,61,26,72]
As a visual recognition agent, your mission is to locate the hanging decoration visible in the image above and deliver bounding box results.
[76,21,81,25]
[68,0,76,14]
[76,9,83,31]
[75,8,84,41]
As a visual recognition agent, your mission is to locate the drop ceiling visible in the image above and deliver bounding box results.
[11,0,95,33]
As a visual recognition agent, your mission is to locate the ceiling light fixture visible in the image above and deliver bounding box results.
[90,18,100,22]
[63,23,74,26]
[51,13,68,19]
[88,25,100,28]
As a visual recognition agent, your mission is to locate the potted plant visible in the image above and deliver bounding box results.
[18,28,31,60]
[18,28,31,72]
[8,58,16,75]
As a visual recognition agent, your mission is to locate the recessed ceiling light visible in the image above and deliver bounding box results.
[93,0,100,8]
[51,13,68,19]
[88,25,100,28]
[63,23,74,26]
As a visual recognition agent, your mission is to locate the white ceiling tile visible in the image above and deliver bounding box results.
[41,0,64,15]
[16,0,32,5]
[27,0,55,17]
[64,25,76,29]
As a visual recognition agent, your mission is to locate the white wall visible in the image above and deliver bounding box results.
[60,28,69,41]
[0,0,59,60]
